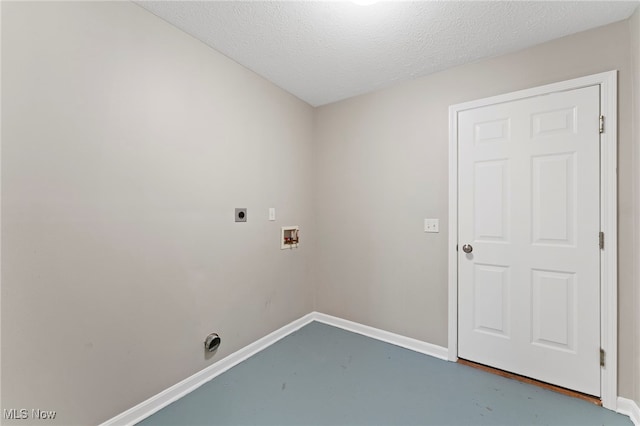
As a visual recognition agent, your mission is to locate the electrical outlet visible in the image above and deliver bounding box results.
[235,208,247,222]
[424,218,439,233]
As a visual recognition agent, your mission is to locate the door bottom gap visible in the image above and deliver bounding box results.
[457,358,602,406]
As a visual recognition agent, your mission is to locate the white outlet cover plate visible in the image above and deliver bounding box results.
[424,218,439,233]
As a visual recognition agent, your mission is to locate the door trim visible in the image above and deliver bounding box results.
[447,71,618,409]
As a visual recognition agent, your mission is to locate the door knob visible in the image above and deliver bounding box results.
[462,244,473,253]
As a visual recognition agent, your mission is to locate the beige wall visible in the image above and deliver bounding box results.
[630,6,640,408]
[1,2,315,425]
[315,19,637,400]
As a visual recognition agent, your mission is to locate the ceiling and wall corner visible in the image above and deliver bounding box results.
[135,1,639,107]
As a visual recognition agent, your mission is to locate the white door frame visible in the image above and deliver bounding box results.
[447,71,618,409]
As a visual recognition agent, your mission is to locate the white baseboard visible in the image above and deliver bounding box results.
[100,311,449,425]
[108,311,636,426]
[311,312,449,361]
[99,312,316,426]
[618,397,640,426]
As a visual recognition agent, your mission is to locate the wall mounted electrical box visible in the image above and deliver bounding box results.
[235,208,247,222]
[281,226,299,249]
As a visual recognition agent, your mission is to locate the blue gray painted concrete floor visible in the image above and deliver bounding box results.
[139,322,632,426]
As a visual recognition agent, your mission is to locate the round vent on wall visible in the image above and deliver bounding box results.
[204,333,221,352]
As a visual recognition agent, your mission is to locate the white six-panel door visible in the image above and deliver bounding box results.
[457,85,601,396]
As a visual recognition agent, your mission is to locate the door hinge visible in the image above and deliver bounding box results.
[599,231,604,250]
[600,348,605,367]
[599,115,605,134]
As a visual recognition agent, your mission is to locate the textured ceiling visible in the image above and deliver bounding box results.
[136,1,639,106]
